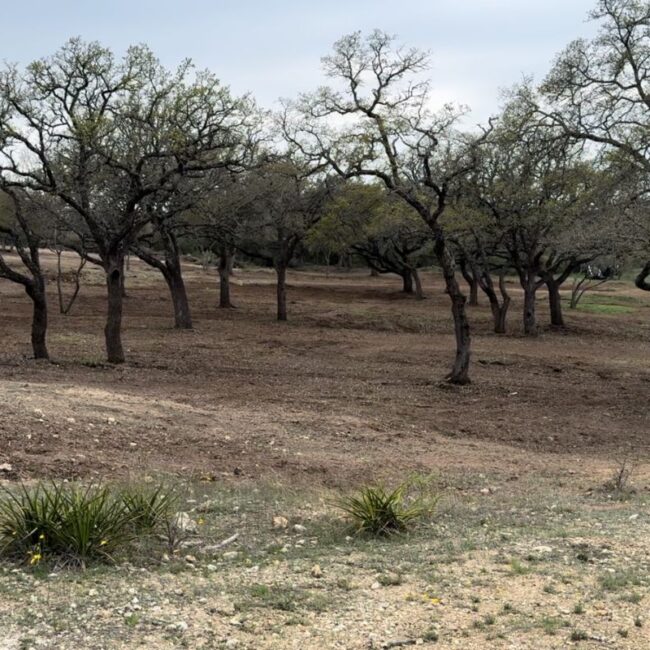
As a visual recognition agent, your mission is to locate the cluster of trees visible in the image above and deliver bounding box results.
[1,0,649,385]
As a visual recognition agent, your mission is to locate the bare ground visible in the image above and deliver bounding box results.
[0,252,649,649]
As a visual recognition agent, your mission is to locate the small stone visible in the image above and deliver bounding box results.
[207,564,218,572]
[225,640,240,648]
[223,551,239,560]
[0,463,13,473]
[184,555,197,564]
[195,499,220,513]
[371,581,381,590]
[310,564,323,578]
[167,621,188,633]
[272,516,289,529]
[173,512,198,533]
[629,514,640,521]
[293,524,307,533]
[533,546,553,554]
[480,488,491,495]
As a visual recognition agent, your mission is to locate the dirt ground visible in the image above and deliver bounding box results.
[0,251,648,487]
[1,252,650,650]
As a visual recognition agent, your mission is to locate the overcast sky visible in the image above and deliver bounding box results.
[3,0,599,124]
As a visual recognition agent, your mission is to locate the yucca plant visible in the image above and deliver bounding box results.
[121,484,177,533]
[336,477,438,536]
[0,482,136,567]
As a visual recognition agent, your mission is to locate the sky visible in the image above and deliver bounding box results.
[2,0,599,124]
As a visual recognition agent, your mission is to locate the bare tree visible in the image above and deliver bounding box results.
[540,0,650,290]
[237,158,333,321]
[0,189,49,359]
[0,39,252,362]
[285,31,488,384]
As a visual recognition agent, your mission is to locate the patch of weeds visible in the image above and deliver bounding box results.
[622,591,643,604]
[600,459,635,499]
[540,617,564,636]
[570,629,589,641]
[248,583,301,612]
[422,628,439,642]
[617,628,629,638]
[573,602,584,614]
[124,613,140,627]
[543,583,558,594]
[599,570,642,592]
[635,616,643,628]
[509,559,530,576]
[378,572,402,586]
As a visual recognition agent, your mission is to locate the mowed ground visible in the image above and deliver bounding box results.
[0,251,648,487]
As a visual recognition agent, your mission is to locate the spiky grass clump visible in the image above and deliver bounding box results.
[0,482,177,567]
[336,476,438,536]
[121,484,177,533]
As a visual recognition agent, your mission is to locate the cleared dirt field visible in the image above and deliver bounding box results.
[0,252,649,649]
[1,252,649,485]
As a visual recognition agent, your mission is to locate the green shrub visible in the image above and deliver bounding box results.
[335,476,438,536]
[0,482,177,568]
[0,483,135,566]
[121,484,177,532]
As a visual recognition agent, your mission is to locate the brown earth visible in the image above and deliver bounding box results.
[1,251,649,487]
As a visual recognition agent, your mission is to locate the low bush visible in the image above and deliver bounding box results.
[0,482,176,568]
[335,475,438,536]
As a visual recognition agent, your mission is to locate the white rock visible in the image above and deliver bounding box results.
[0,463,13,473]
[173,512,198,533]
[293,524,307,533]
[310,564,323,578]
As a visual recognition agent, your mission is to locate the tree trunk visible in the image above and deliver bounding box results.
[468,273,478,306]
[635,261,650,291]
[412,268,424,300]
[276,264,288,322]
[218,249,235,308]
[523,282,537,336]
[546,279,565,328]
[401,270,414,294]
[25,282,49,360]
[459,257,479,306]
[164,260,193,329]
[105,256,126,363]
[481,273,510,335]
[434,229,471,385]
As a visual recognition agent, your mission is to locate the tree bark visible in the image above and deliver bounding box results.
[105,256,126,363]
[25,282,49,360]
[401,270,414,294]
[459,257,479,306]
[636,261,650,292]
[412,268,424,300]
[546,278,565,328]
[164,260,193,329]
[275,263,288,322]
[218,248,235,308]
[480,272,510,335]
[523,281,537,336]
[434,228,471,385]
